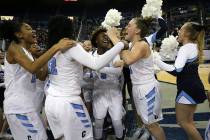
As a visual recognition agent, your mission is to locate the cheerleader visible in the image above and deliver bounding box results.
[154,22,207,140]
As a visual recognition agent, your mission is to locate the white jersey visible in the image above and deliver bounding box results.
[93,51,122,90]
[45,42,124,97]
[130,43,156,85]
[34,79,45,112]
[4,47,37,114]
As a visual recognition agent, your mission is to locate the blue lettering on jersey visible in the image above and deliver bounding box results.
[48,57,58,75]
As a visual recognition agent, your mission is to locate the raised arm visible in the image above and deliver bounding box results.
[8,38,75,74]
[154,46,190,76]
[66,42,124,70]
[146,17,167,46]
[120,41,149,65]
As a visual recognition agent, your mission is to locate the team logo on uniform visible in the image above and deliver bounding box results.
[82,131,86,138]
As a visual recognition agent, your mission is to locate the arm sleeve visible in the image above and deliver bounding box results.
[156,17,167,40]
[65,42,124,70]
[145,17,167,45]
[155,47,189,76]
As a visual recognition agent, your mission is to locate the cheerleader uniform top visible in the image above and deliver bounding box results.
[155,43,207,104]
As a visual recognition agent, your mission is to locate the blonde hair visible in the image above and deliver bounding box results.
[185,22,205,63]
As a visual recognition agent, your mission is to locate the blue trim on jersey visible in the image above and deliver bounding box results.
[147,105,154,112]
[175,57,197,73]
[81,119,89,123]
[28,129,38,133]
[147,97,155,106]
[84,124,91,128]
[76,112,86,117]
[176,90,196,104]
[187,57,197,63]
[71,103,84,110]
[145,88,155,99]
[16,114,29,121]
[148,112,153,116]
[151,32,157,43]
[22,123,34,127]
[175,68,183,73]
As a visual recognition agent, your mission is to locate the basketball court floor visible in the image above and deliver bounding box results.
[108,64,210,140]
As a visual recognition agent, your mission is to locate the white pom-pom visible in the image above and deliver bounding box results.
[101,21,111,30]
[141,0,163,18]
[159,35,179,61]
[101,9,122,29]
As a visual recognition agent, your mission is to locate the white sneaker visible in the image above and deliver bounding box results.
[132,128,143,140]
[138,129,150,140]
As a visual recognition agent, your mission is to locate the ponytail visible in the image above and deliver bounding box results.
[185,22,206,64]
[134,17,153,38]
[197,30,205,63]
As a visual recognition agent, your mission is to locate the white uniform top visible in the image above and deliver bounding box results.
[130,43,156,85]
[46,42,124,97]
[4,47,37,114]
[34,79,45,112]
[93,51,122,90]
[154,43,198,72]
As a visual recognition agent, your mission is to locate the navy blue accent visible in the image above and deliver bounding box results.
[90,71,93,78]
[162,108,175,113]
[148,112,153,116]
[71,103,84,110]
[145,87,155,99]
[31,74,36,83]
[147,97,155,106]
[147,105,154,112]
[21,123,33,128]
[16,114,29,120]
[28,129,38,133]
[187,57,197,63]
[100,73,107,79]
[76,112,86,117]
[81,120,89,123]
[175,67,183,73]
[176,90,196,104]
[48,57,58,75]
[84,124,91,128]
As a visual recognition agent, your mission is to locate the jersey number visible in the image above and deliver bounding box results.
[48,57,58,75]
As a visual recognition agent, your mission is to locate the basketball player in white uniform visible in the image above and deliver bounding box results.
[44,16,126,140]
[1,20,73,140]
[92,53,124,140]
[118,17,166,140]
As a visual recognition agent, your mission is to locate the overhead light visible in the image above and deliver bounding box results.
[0,16,14,20]
[68,16,74,20]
